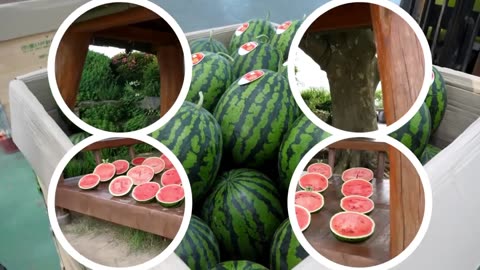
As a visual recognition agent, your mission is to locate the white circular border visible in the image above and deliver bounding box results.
[287,134,433,270]
[47,134,193,270]
[287,0,433,137]
[47,0,192,136]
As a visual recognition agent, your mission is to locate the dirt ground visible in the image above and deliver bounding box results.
[60,213,171,268]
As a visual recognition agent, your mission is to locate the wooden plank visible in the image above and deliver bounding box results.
[328,139,389,152]
[94,26,178,46]
[82,138,143,151]
[307,3,372,33]
[157,44,184,116]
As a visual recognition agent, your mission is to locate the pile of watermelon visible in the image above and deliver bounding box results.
[152,17,328,269]
[76,154,184,208]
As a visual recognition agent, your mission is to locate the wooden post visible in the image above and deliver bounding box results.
[328,148,336,169]
[156,44,185,116]
[370,4,426,258]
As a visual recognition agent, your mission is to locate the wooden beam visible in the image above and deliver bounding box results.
[307,3,372,33]
[69,6,159,33]
[82,138,143,151]
[94,26,178,46]
[157,45,185,116]
[329,139,389,152]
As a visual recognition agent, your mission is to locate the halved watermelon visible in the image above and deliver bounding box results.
[341,179,374,198]
[108,176,134,197]
[298,173,328,193]
[156,184,185,208]
[160,168,181,186]
[127,165,155,185]
[142,157,165,174]
[131,157,146,166]
[295,205,311,232]
[340,195,375,215]
[160,154,174,170]
[132,182,161,202]
[295,191,324,213]
[341,167,374,182]
[307,162,332,179]
[78,174,101,190]
[112,159,129,175]
[330,212,375,242]
[93,161,116,182]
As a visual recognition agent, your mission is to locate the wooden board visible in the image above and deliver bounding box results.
[302,175,390,267]
[307,3,372,33]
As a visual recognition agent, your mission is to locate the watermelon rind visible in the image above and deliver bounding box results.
[112,159,130,175]
[420,144,442,165]
[190,36,229,55]
[228,18,276,55]
[295,205,311,232]
[127,165,155,185]
[426,66,448,133]
[78,173,101,190]
[329,212,375,243]
[341,179,374,198]
[306,162,332,179]
[341,167,374,182]
[156,184,185,208]
[131,182,161,203]
[160,168,181,186]
[294,190,324,213]
[108,176,134,197]
[142,157,166,174]
[93,162,116,182]
[269,219,309,270]
[340,195,375,215]
[298,172,329,193]
[210,260,269,270]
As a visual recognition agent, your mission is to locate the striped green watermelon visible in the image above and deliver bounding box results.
[211,260,269,270]
[69,132,90,145]
[151,93,223,203]
[420,144,442,165]
[426,66,447,133]
[232,41,282,79]
[187,52,234,112]
[278,114,330,193]
[213,69,297,169]
[175,215,220,270]
[270,219,309,270]
[270,19,303,61]
[201,169,284,264]
[190,34,229,55]
[229,18,275,55]
[390,102,432,158]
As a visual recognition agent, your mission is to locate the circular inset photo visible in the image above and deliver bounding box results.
[287,135,432,269]
[47,134,192,269]
[48,0,192,135]
[288,0,432,136]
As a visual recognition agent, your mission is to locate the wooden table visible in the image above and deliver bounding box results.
[303,175,390,267]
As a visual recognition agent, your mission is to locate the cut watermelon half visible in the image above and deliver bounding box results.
[298,173,328,193]
[307,162,332,179]
[341,167,374,182]
[295,191,324,213]
[142,157,165,174]
[160,154,174,170]
[132,182,161,202]
[340,195,375,215]
[156,184,185,208]
[131,157,146,166]
[78,174,101,190]
[127,165,155,185]
[112,159,129,175]
[295,205,311,232]
[330,212,375,242]
[108,176,134,197]
[341,179,374,198]
[93,162,116,182]
[160,168,181,186]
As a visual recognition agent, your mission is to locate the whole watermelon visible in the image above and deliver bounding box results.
[426,66,447,133]
[213,69,297,170]
[270,219,309,270]
[420,144,442,165]
[231,41,282,79]
[151,93,223,203]
[390,102,432,158]
[278,114,330,194]
[210,260,269,270]
[175,216,220,270]
[69,132,90,145]
[187,52,234,112]
[201,169,284,265]
[270,19,303,61]
[229,18,275,54]
[190,36,229,55]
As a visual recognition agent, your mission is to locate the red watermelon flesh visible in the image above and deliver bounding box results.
[127,165,155,185]
[108,176,133,197]
[142,157,165,174]
[161,168,181,186]
[340,195,375,214]
[330,212,375,240]
[112,160,129,175]
[298,173,328,192]
[307,163,332,178]
[160,154,174,170]
[342,167,374,182]
[78,174,100,190]
[131,157,146,166]
[295,191,324,213]
[156,185,185,203]
[93,163,116,182]
[132,182,160,202]
[295,205,311,232]
[341,179,374,198]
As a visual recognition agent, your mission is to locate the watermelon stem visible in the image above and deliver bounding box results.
[217,52,234,62]
[196,92,204,109]
[277,54,285,74]
[209,29,214,43]
[266,11,271,22]
[256,34,269,43]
